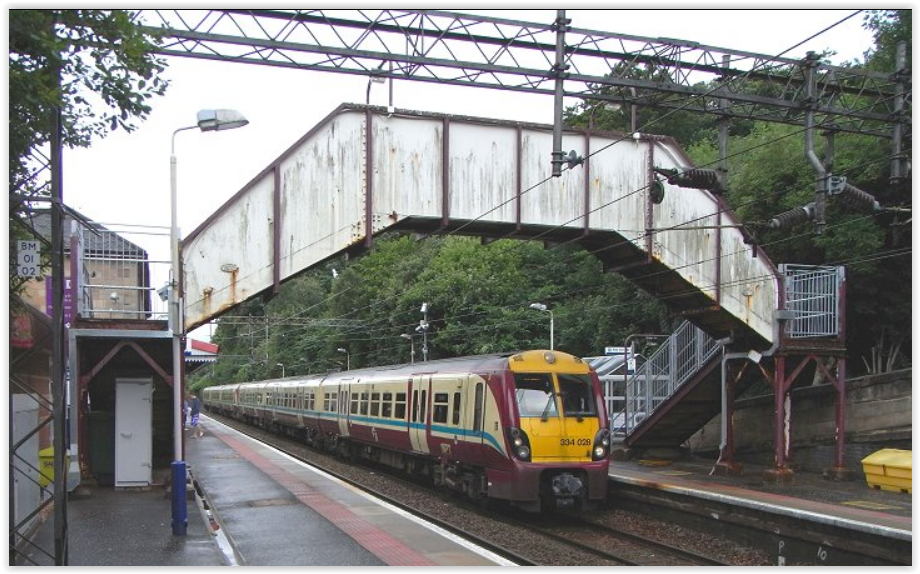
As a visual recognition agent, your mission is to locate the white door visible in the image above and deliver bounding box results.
[409,376,430,454]
[115,377,152,487]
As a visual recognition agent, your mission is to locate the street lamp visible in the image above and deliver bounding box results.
[170,109,248,536]
[277,363,285,378]
[419,302,429,362]
[400,333,415,364]
[529,302,554,350]
[337,347,350,371]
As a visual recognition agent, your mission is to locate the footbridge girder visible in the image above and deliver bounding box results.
[182,104,779,345]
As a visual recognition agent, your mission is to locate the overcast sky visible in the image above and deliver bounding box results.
[54,8,878,339]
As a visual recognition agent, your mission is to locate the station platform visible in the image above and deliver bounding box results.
[18,465,225,566]
[607,456,912,538]
[186,415,512,566]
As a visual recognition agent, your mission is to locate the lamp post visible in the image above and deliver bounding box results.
[170,109,248,536]
[277,363,285,378]
[419,302,429,362]
[337,347,350,371]
[400,333,415,364]
[529,302,554,350]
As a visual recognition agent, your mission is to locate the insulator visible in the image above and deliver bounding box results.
[838,183,881,211]
[768,202,816,229]
[669,168,722,192]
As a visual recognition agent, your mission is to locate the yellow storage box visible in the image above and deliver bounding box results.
[38,447,71,488]
[861,448,912,494]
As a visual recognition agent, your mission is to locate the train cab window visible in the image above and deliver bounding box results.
[452,392,461,425]
[557,374,598,417]
[371,392,381,417]
[382,392,393,418]
[433,392,449,424]
[395,392,407,420]
[514,373,558,419]
[473,383,484,431]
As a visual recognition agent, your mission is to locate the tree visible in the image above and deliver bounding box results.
[9,9,168,293]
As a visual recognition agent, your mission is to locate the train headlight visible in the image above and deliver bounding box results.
[505,427,532,462]
[516,445,531,460]
[592,428,611,461]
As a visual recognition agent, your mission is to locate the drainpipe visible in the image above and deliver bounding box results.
[713,308,795,475]
[716,347,748,472]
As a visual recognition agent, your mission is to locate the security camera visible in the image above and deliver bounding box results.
[157,284,170,302]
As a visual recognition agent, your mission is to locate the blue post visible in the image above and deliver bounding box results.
[171,460,188,535]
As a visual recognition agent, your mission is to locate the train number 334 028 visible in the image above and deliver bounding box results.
[560,438,592,446]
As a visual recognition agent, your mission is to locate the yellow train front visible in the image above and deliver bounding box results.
[495,350,610,512]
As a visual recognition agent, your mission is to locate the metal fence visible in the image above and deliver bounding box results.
[780,264,843,338]
[75,223,171,321]
[616,321,721,435]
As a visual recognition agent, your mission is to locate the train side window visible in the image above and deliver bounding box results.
[433,392,449,424]
[420,390,427,423]
[371,392,381,417]
[473,383,484,431]
[382,392,393,418]
[351,392,359,414]
[360,392,369,416]
[395,392,407,420]
[452,392,461,425]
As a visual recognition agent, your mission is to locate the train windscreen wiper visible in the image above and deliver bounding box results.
[540,393,557,421]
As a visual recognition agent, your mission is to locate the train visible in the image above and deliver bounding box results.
[201,349,611,512]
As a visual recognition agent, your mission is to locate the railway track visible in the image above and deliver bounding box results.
[203,412,761,565]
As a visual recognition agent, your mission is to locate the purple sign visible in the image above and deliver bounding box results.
[45,276,75,327]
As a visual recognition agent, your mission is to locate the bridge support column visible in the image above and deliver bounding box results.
[765,355,795,485]
[824,356,858,481]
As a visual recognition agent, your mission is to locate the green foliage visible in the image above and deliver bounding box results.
[9,9,168,295]
[191,233,670,387]
[862,10,911,71]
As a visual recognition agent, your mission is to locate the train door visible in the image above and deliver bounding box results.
[337,380,350,438]
[454,375,485,461]
[296,385,305,428]
[409,375,430,454]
